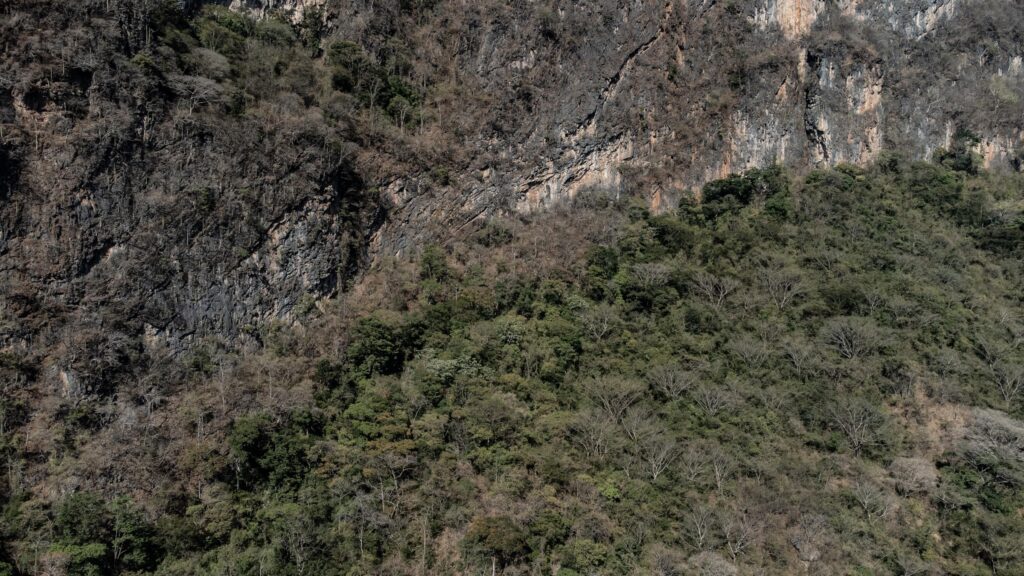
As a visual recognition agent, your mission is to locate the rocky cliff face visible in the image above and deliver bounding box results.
[0,0,383,388]
[229,0,326,21]
[1,0,1022,355]
[325,0,1022,260]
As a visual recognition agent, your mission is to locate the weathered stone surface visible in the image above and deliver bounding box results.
[2,0,1022,353]
[342,0,1023,257]
[229,0,326,21]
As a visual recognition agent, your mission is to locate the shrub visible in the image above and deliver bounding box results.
[347,316,407,376]
[889,457,938,494]
[820,316,882,360]
[466,516,530,565]
[56,493,111,545]
[701,166,788,220]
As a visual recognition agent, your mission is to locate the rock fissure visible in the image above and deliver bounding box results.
[571,1,676,142]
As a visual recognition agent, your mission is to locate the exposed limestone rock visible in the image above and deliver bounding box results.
[229,0,326,21]
[1008,56,1023,76]
[517,139,634,211]
[905,0,965,38]
[3,0,1023,348]
[975,133,1024,170]
[754,0,827,39]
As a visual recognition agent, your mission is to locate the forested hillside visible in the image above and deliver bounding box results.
[3,1,1024,575]
[3,154,1024,575]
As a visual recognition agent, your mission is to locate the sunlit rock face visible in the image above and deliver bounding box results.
[754,0,828,39]
[223,0,1021,225]
[347,0,1021,255]
[2,0,1021,347]
[228,0,326,21]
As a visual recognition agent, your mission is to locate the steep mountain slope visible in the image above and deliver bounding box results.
[321,0,1024,241]
[0,2,381,352]
[5,156,1024,575]
[1,0,1024,575]
[3,0,1022,347]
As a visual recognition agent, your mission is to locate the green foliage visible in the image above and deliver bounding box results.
[228,412,318,488]
[466,516,530,565]
[699,165,788,220]
[49,543,108,576]
[194,7,251,56]
[253,19,296,45]
[347,316,408,376]
[7,160,1024,575]
[561,538,609,572]
[472,221,513,247]
[934,128,983,174]
[325,38,423,123]
[648,213,694,252]
[142,1,425,130]
[419,244,450,282]
[56,493,111,546]
[110,498,159,571]
[49,494,159,575]
[326,40,370,91]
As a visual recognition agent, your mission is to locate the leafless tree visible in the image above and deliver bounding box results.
[169,75,223,115]
[974,335,1011,366]
[756,386,788,412]
[680,445,708,484]
[989,362,1023,406]
[363,452,417,517]
[571,408,617,459]
[367,76,384,114]
[929,346,963,377]
[851,482,892,524]
[894,554,931,576]
[235,493,306,570]
[645,543,686,576]
[113,401,140,439]
[579,303,620,342]
[783,337,816,375]
[721,512,760,561]
[647,363,699,400]
[709,449,735,492]
[620,405,657,445]
[694,386,730,417]
[688,551,737,576]
[810,249,840,276]
[640,432,680,481]
[864,289,886,316]
[758,265,804,310]
[0,363,28,397]
[830,398,885,455]
[280,512,316,575]
[960,407,1024,487]
[0,408,11,438]
[634,262,672,288]
[337,492,392,558]
[883,362,917,398]
[389,96,413,132]
[686,504,716,550]
[213,363,232,416]
[821,316,880,360]
[583,375,646,422]
[141,385,164,421]
[728,335,770,369]
[889,457,938,494]
[789,514,829,566]
[692,272,739,311]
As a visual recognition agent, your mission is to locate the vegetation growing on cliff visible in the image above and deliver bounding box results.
[3,1,1024,575]
[3,157,1024,575]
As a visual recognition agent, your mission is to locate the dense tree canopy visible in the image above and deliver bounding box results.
[3,154,1024,575]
